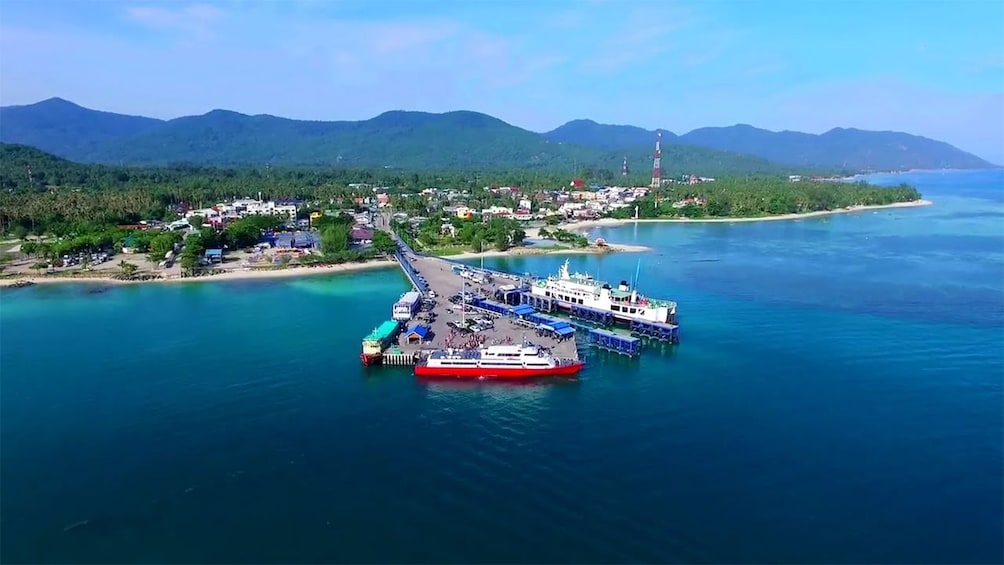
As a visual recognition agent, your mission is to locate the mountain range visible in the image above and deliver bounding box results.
[544,119,996,171]
[0,98,996,173]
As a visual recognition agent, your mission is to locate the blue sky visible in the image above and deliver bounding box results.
[2,0,1002,162]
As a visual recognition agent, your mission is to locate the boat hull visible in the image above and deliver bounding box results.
[543,297,672,325]
[360,353,383,366]
[415,362,584,379]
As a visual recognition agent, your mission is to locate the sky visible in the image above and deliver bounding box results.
[1,0,1002,163]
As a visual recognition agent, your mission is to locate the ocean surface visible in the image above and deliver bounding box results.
[2,170,1002,564]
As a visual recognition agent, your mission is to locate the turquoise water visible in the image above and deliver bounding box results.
[2,170,1002,563]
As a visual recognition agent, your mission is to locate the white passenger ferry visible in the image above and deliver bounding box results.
[529,259,676,324]
[415,343,584,378]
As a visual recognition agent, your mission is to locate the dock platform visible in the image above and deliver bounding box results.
[362,234,679,368]
[374,252,582,365]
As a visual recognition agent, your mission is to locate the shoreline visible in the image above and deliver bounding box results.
[0,259,399,288]
[443,242,650,261]
[0,200,928,288]
[559,199,933,231]
[0,242,648,288]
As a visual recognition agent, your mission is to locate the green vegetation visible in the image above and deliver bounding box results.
[544,121,998,172]
[393,215,527,254]
[1,99,785,174]
[0,145,925,276]
[538,228,589,247]
[609,178,922,220]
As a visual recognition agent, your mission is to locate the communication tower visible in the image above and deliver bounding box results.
[650,132,662,189]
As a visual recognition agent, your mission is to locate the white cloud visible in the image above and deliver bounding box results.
[125,3,226,40]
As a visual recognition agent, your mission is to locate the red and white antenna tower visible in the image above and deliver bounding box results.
[650,132,662,189]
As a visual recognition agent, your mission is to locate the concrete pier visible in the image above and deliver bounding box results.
[385,252,581,363]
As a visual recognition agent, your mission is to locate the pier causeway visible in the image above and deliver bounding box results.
[366,231,679,368]
[384,252,582,364]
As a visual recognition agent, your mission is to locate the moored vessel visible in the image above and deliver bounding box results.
[414,342,584,379]
[530,259,676,324]
[361,320,401,366]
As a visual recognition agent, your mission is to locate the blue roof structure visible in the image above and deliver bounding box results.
[512,305,535,316]
[555,326,575,337]
[205,249,223,257]
[406,325,430,339]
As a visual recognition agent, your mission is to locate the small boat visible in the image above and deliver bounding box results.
[415,342,584,379]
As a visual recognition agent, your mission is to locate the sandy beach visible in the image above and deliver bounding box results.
[559,199,934,231]
[0,241,648,288]
[1,200,928,288]
[0,259,399,288]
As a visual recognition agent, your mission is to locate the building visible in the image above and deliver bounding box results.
[350,227,374,245]
[481,206,513,220]
[204,249,223,263]
[513,209,533,221]
[404,325,431,344]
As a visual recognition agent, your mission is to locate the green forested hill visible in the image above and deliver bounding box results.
[0,99,782,175]
[545,120,999,171]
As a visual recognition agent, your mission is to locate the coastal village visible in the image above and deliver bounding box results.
[0,162,918,287]
[0,177,707,284]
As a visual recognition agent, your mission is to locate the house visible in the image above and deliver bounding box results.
[405,325,431,344]
[481,206,513,220]
[570,190,598,201]
[440,222,457,237]
[204,249,224,263]
[350,227,374,244]
[672,195,709,209]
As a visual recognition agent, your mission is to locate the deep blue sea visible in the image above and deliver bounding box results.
[2,170,1002,564]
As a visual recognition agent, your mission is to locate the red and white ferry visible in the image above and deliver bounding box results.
[414,342,584,379]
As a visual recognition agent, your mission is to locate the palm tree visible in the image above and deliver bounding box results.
[118,260,138,278]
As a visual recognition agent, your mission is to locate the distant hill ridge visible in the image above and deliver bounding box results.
[544,119,997,171]
[0,97,995,173]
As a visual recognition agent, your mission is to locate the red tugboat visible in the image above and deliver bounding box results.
[415,342,584,379]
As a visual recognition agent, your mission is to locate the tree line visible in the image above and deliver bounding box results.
[394,215,528,253]
[609,178,922,220]
[1,144,924,241]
